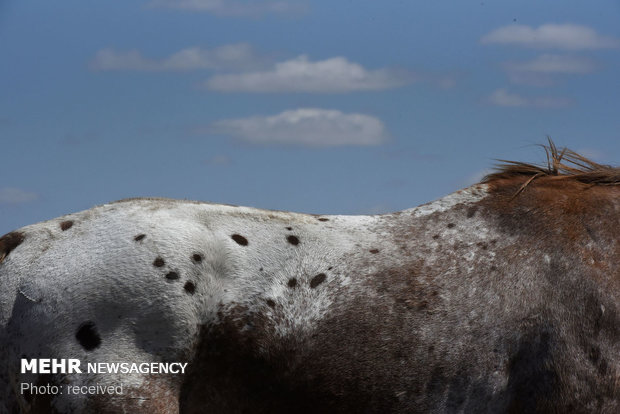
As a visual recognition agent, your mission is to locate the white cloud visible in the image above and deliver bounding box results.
[503,54,597,86]
[0,187,38,204]
[487,89,572,108]
[147,0,306,16]
[90,43,265,71]
[481,24,620,50]
[206,108,389,147]
[204,55,415,93]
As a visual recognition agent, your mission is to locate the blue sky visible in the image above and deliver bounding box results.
[1,0,619,235]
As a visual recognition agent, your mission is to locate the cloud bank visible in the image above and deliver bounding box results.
[90,43,265,71]
[481,23,620,50]
[147,0,306,17]
[204,55,415,93]
[503,54,597,86]
[487,89,572,108]
[207,108,389,147]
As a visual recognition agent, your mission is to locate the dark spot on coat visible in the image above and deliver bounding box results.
[192,253,203,263]
[60,220,73,231]
[369,249,380,254]
[0,231,25,263]
[584,224,598,242]
[425,365,444,393]
[287,278,297,288]
[466,206,478,218]
[287,235,300,246]
[506,330,557,413]
[447,223,455,228]
[476,242,488,250]
[231,234,248,246]
[76,321,101,351]
[446,368,470,411]
[318,217,329,221]
[597,358,608,376]
[266,299,276,308]
[328,266,333,271]
[286,227,293,231]
[432,234,440,240]
[587,345,600,365]
[184,281,196,294]
[22,374,57,414]
[134,234,146,241]
[310,273,326,288]
[153,257,165,267]
[166,272,179,280]
[22,373,55,409]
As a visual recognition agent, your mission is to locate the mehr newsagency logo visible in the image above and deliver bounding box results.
[19,358,188,396]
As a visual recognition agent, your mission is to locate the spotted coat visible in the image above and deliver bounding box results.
[0,176,619,413]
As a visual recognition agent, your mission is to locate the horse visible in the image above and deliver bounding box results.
[1,143,618,413]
